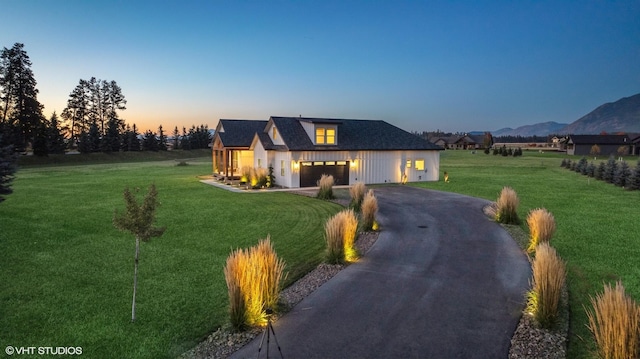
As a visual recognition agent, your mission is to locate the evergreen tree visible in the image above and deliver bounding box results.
[141,130,159,151]
[0,133,17,203]
[172,126,179,150]
[614,161,631,187]
[101,117,121,153]
[32,120,48,156]
[603,155,617,183]
[594,161,605,180]
[627,161,640,191]
[577,157,588,174]
[47,112,66,154]
[180,127,191,150]
[157,125,167,151]
[0,43,45,151]
[128,124,140,151]
[586,162,596,177]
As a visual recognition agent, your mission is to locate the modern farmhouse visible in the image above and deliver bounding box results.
[212,116,442,188]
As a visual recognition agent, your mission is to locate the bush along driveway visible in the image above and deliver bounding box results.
[230,186,531,359]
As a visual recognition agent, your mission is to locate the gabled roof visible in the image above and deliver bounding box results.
[567,134,630,145]
[268,116,441,151]
[216,120,267,148]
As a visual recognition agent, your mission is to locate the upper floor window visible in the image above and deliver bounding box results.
[316,127,336,145]
[272,126,277,140]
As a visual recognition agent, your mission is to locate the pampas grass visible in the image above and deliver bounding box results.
[317,174,335,199]
[526,242,566,329]
[495,186,520,224]
[361,189,378,231]
[324,209,358,263]
[587,281,640,359]
[349,182,366,211]
[526,208,556,253]
[223,236,286,330]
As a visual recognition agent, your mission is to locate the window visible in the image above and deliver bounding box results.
[272,126,277,140]
[406,159,412,168]
[257,159,262,168]
[415,159,425,171]
[281,160,285,176]
[316,128,325,144]
[315,127,336,145]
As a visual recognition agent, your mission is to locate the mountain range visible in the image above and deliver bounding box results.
[492,93,640,137]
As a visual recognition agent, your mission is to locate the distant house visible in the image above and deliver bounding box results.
[431,134,485,150]
[629,133,640,155]
[212,116,442,187]
[565,135,631,156]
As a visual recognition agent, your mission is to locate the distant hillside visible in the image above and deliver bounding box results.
[493,122,568,137]
[559,93,640,134]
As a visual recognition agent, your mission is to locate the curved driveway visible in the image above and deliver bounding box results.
[230,186,531,358]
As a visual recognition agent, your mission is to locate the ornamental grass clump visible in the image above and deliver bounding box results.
[349,182,366,211]
[586,281,640,359]
[223,236,286,330]
[317,174,334,199]
[495,186,520,224]
[361,189,378,231]
[526,208,556,253]
[526,242,566,329]
[324,209,358,264]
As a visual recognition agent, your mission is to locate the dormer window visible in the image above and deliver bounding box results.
[316,127,336,145]
[272,126,278,140]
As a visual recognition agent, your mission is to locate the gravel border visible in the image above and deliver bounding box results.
[182,201,568,359]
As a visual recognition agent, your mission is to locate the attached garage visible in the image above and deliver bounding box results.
[299,161,350,187]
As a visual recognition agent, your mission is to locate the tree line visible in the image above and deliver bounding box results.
[0,42,211,157]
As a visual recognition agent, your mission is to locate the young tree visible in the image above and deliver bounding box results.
[590,144,601,159]
[113,184,165,322]
[614,161,631,188]
[0,133,17,202]
[603,155,617,183]
[628,161,640,191]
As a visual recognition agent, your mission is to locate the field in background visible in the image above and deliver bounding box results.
[414,150,640,358]
[0,156,341,358]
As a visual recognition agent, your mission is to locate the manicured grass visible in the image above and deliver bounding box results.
[413,150,640,359]
[0,157,341,358]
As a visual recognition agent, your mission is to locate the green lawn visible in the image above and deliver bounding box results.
[413,150,640,359]
[0,157,342,358]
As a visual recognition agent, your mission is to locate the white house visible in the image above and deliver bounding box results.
[212,116,441,188]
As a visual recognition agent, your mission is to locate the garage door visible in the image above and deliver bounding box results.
[300,161,350,187]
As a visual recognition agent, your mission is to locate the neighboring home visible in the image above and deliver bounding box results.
[431,134,484,150]
[629,133,640,155]
[212,116,442,188]
[564,134,631,156]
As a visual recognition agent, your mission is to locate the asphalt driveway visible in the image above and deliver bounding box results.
[230,186,531,358]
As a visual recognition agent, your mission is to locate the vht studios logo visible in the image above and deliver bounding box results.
[5,346,83,356]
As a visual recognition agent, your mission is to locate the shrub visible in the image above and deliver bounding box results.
[603,155,617,183]
[595,161,606,180]
[526,208,556,253]
[495,186,520,224]
[361,189,378,231]
[565,159,572,169]
[586,281,640,359]
[240,166,252,183]
[560,158,567,168]
[614,161,631,188]
[324,209,358,263]
[587,162,596,177]
[578,157,588,175]
[628,161,640,190]
[526,243,566,329]
[250,167,268,188]
[317,174,334,199]
[349,182,366,211]
[223,237,286,330]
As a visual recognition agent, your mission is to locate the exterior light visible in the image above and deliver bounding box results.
[350,160,357,168]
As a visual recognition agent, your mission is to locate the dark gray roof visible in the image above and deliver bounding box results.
[269,116,441,151]
[217,120,267,147]
[568,134,630,145]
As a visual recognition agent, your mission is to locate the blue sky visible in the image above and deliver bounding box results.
[3,0,639,133]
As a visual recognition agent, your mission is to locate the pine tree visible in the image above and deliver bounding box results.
[158,125,167,151]
[128,124,140,151]
[594,161,605,180]
[603,155,617,183]
[32,120,48,156]
[586,162,596,177]
[101,118,121,153]
[172,126,179,150]
[87,121,101,153]
[627,161,640,190]
[113,184,165,322]
[0,133,17,202]
[614,161,631,187]
[0,43,46,151]
[141,130,159,151]
[47,112,66,154]
[180,127,191,150]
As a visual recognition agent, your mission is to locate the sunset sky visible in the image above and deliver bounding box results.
[2,1,639,134]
